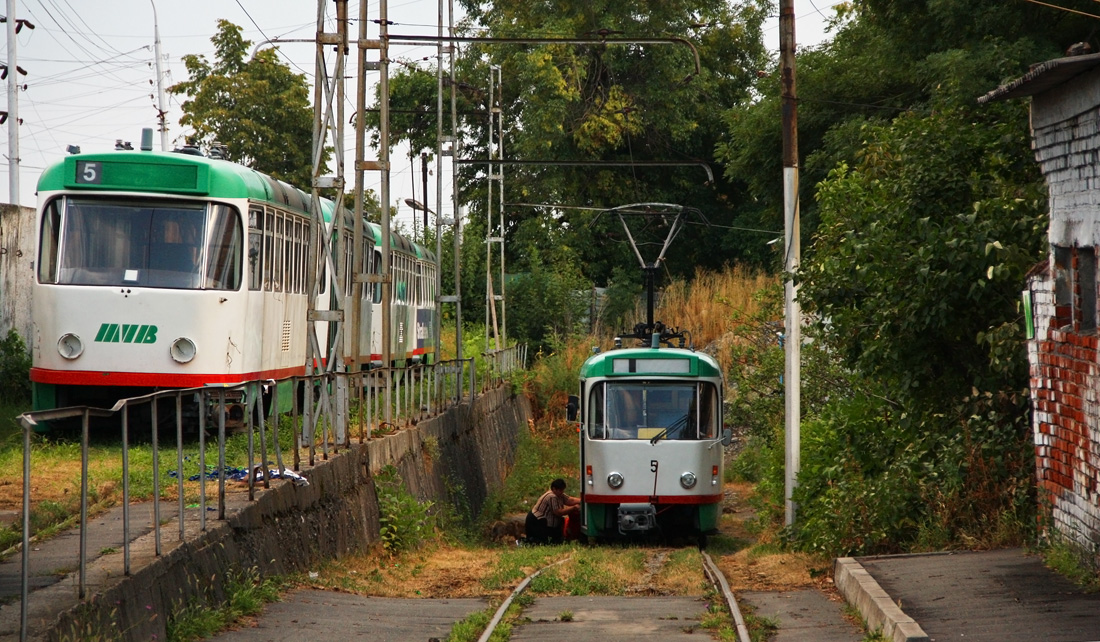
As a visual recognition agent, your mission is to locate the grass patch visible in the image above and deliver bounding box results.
[166,567,283,642]
[1041,536,1100,592]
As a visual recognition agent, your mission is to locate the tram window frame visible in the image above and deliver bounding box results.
[37,199,62,283]
[372,250,382,303]
[588,381,719,441]
[248,207,263,291]
[263,209,275,290]
[203,204,243,291]
[588,382,605,439]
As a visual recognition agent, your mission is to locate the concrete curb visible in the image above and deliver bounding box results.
[834,557,930,642]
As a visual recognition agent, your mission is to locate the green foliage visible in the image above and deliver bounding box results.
[0,329,30,404]
[505,245,592,353]
[375,465,435,553]
[803,101,1046,404]
[168,20,323,189]
[166,567,283,642]
[1041,534,1100,592]
[446,609,495,642]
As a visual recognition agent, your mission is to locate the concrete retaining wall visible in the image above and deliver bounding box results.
[0,204,34,343]
[37,385,530,641]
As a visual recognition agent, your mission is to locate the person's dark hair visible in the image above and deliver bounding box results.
[550,478,566,490]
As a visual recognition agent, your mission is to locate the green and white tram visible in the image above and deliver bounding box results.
[574,343,728,543]
[30,133,436,423]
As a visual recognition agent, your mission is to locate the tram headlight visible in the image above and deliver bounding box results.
[680,471,698,489]
[57,333,84,360]
[170,337,197,363]
[607,472,624,489]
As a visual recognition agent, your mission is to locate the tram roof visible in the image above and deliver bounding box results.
[37,150,331,220]
[580,347,722,379]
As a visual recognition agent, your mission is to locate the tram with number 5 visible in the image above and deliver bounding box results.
[29,130,437,427]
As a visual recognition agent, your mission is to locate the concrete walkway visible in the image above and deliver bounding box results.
[838,548,1100,642]
[740,589,865,641]
[207,592,488,642]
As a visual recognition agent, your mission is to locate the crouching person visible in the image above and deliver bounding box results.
[524,478,580,545]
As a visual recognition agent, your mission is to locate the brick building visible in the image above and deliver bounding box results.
[981,52,1100,550]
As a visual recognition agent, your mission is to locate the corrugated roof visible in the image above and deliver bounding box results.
[979,52,1100,103]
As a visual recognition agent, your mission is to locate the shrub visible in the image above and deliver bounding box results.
[375,465,434,553]
[0,329,31,404]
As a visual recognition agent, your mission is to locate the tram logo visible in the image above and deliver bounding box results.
[94,323,159,344]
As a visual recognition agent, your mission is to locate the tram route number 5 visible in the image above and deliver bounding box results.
[650,460,659,498]
[75,161,102,185]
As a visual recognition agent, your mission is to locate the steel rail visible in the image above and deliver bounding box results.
[477,556,571,642]
[702,550,752,642]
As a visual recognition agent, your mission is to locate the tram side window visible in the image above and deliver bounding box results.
[273,214,285,292]
[263,209,275,290]
[204,205,243,290]
[37,200,62,283]
[372,250,382,303]
[698,383,719,439]
[248,207,263,290]
[588,383,605,439]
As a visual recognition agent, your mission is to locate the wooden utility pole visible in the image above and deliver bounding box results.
[780,0,801,527]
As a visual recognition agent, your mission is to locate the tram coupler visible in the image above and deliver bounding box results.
[617,503,658,534]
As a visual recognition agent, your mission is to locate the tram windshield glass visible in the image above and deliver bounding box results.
[38,198,243,290]
[587,381,719,440]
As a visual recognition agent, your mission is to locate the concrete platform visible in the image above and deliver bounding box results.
[208,591,488,642]
[840,548,1100,642]
[508,595,709,641]
[740,589,864,641]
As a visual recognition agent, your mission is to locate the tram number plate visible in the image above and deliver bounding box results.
[75,161,103,184]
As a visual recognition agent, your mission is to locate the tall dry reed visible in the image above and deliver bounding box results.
[636,265,778,373]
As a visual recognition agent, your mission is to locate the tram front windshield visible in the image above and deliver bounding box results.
[38,198,243,290]
[587,381,719,440]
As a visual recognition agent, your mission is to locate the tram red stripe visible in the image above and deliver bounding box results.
[30,366,305,387]
[582,493,723,505]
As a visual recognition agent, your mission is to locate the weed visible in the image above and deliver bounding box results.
[1041,535,1100,592]
[743,611,779,642]
[375,465,435,554]
[558,610,573,622]
[0,329,31,405]
[166,566,283,642]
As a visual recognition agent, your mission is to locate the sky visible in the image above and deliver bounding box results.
[2,0,839,227]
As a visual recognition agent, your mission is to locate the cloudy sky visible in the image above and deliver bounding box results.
[2,0,838,223]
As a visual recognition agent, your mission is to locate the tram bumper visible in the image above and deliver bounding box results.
[617,503,657,534]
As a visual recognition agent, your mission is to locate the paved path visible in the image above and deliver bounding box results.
[741,589,864,641]
[508,596,710,641]
[207,592,488,642]
[858,548,1100,641]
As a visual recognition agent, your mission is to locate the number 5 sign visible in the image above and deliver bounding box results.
[75,161,101,184]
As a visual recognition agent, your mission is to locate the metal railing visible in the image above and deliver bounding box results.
[482,344,528,389]
[11,355,494,641]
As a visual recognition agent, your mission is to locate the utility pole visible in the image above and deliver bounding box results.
[5,0,21,204]
[150,0,168,151]
[780,0,801,527]
[421,152,429,242]
[485,65,504,351]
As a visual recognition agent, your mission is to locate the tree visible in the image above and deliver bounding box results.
[369,0,772,307]
[169,20,322,190]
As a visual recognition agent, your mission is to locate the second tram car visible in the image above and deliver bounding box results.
[30,136,437,424]
[573,340,730,544]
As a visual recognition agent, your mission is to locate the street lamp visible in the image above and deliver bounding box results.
[404,198,434,242]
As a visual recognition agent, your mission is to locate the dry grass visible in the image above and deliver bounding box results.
[306,542,508,598]
[622,266,779,374]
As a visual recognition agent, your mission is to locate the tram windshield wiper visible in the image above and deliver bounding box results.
[649,413,691,445]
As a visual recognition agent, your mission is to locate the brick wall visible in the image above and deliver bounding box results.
[1028,263,1100,551]
[1023,67,1100,553]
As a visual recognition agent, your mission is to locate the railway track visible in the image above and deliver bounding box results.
[478,547,751,642]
